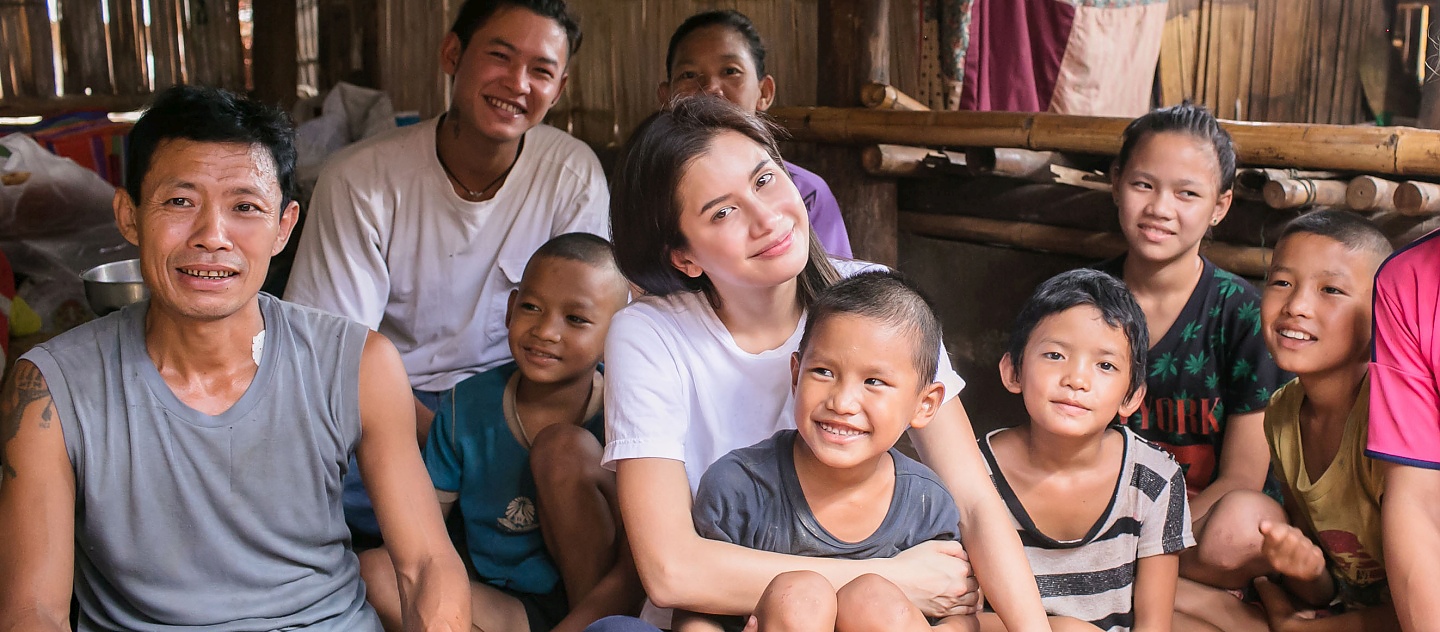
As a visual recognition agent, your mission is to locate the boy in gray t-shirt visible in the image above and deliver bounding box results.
[679,272,971,632]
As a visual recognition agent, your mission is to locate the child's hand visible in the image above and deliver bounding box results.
[1255,576,1320,632]
[890,540,980,617]
[1259,521,1327,582]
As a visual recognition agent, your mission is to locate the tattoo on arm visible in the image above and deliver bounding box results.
[1,362,56,480]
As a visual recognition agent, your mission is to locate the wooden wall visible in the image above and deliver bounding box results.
[0,0,245,114]
[1159,0,1396,124]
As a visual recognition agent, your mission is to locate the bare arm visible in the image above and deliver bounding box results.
[910,397,1051,632]
[1131,554,1179,632]
[357,333,470,632]
[1382,462,1440,632]
[1190,410,1269,519]
[617,457,974,617]
[0,361,75,632]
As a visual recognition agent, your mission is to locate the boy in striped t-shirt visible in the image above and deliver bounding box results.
[980,269,1195,632]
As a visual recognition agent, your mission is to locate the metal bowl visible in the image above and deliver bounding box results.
[81,258,148,316]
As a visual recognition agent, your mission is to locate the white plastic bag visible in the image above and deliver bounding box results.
[0,133,117,239]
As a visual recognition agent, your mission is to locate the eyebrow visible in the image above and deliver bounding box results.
[487,36,560,67]
[698,159,771,215]
[1268,264,1349,279]
[156,180,272,199]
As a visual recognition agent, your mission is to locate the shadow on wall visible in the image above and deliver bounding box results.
[899,233,1093,438]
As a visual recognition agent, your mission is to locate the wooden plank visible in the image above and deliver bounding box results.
[57,0,114,95]
[252,0,298,108]
[1236,0,1255,120]
[182,0,243,90]
[0,5,21,97]
[889,0,921,108]
[1266,0,1296,121]
[149,0,187,88]
[108,0,147,93]
[1248,0,1274,121]
[24,0,55,97]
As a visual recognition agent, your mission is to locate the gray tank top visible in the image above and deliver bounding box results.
[22,293,383,631]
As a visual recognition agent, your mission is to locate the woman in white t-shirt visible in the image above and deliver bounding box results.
[595,97,1051,632]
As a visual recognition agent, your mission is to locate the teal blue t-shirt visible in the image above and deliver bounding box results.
[423,362,605,594]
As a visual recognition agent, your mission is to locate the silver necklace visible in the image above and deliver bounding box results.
[435,115,521,201]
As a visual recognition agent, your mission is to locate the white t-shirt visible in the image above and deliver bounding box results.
[285,118,609,391]
[602,259,966,495]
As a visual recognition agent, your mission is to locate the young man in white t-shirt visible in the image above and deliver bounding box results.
[284,0,610,550]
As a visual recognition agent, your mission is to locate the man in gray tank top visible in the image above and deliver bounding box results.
[0,85,470,631]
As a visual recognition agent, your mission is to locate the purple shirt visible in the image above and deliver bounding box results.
[786,163,852,258]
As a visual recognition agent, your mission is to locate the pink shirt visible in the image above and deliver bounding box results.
[1369,229,1440,468]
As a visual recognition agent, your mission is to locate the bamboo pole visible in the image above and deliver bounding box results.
[861,144,965,178]
[1236,168,1346,201]
[860,82,929,111]
[768,107,1440,178]
[1394,181,1440,217]
[1263,178,1349,209]
[966,148,1059,179]
[900,212,1271,278]
[1347,176,1400,212]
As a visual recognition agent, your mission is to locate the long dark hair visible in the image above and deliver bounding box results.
[610,96,838,309]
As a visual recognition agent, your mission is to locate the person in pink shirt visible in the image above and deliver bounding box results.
[1368,229,1440,632]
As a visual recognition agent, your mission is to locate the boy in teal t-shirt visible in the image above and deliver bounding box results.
[359,233,638,632]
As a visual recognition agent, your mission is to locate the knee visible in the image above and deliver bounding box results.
[756,571,837,631]
[1195,490,1285,571]
[530,423,604,488]
[835,574,914,632]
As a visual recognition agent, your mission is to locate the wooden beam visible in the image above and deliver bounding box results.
[901,212,1272,278]
[770,107,1440,178]
[815,0,896,265]
[0,93,153,117]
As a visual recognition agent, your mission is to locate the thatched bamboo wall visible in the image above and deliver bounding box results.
[1159,0,1391,124]
[376,0,927,149]
[0,0,245,111]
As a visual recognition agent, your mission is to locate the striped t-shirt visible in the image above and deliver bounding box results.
[979,426,1194,632]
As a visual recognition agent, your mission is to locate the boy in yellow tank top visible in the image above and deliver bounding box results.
[1250,211,1397,631]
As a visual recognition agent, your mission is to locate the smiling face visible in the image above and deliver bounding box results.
[791,313,943,471]
[506,256,627,386]
[115,139,297,323]
[442,5,569,145]
[669,130,810,300]
[661,25,775,113]
[1261,232,1380,378]
[1113,131,1233,266]
[1001,305,1143,440]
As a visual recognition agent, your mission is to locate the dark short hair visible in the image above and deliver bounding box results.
[1277,210,1393,260]
[527,232,618,273]
[1007,269,1149,398]
[450,0,581,59]
[125,84,297,210]
[610,95,838,309]
[1113,102,1236,194]
[798,271,943,385]
[665,10,767,78]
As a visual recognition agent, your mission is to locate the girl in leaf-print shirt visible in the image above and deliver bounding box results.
[1094,104,1289,586]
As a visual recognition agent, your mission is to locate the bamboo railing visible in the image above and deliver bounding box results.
[901,213,1271,278]
[769,107,1440,178]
